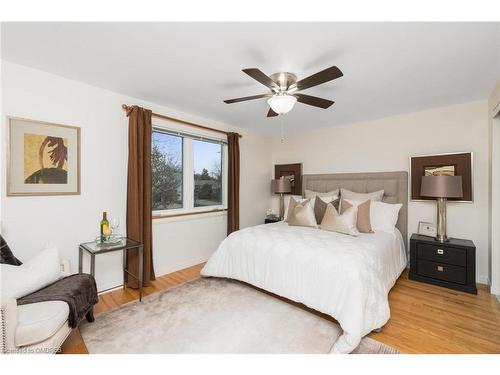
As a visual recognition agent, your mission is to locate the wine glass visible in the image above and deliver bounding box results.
[110,218,120,239]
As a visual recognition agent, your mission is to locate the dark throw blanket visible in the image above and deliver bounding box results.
[17,274,98,328]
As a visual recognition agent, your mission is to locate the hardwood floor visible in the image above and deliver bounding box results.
[61,265,500,354]
[370,274,500,353]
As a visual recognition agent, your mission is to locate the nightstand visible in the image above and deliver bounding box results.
[410,234,477,294]
[264,217,280,224]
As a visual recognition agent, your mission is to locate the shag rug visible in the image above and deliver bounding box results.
[80,277,399,354]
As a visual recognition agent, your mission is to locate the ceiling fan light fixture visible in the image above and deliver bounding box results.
[224,65,343,117]
[267,94,297,115]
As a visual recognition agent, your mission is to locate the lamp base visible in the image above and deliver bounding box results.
[435,234,450,243]
[435,197,448,243]
[279,193,285,221]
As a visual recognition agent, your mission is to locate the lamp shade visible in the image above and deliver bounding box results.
[267,95,297,115]
[420,175,463,198]
[272,177,292,194]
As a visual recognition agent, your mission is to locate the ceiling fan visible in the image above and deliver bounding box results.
[224,65,343,117]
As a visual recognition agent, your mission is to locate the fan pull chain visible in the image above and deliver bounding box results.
[280,115,285,143]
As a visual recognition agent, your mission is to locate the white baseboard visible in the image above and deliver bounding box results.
[476,275,490,286]
[98,285,123,295]
[492,285,500,295]
[154,256,209,279]
[96,257,208,294]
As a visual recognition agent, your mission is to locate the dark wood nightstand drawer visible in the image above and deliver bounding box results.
[417,259,466,285]
[410,234,476,294]
[417,242,466,266]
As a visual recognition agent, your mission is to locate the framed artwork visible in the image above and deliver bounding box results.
[274,163,302,195]
[7,117,81,196]
[418,221,437,237]
[410,152,472,202]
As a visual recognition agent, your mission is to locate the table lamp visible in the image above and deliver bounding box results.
[272,177,292,220]
[420,175,463,242]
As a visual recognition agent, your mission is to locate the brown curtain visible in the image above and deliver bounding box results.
[227,133,240,235]
[126,106,155,287]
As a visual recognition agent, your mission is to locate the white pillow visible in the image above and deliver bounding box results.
[344,199,402,233]
[0,245,62,307]
[341,188,384,202]
[370,201,402,233]
[305,189,340,199]
[310,195,338,210]
[304,190,339,211]
[283,195,305,221]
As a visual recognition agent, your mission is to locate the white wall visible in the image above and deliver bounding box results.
[1,61,272,291]
[271,100,490,283]
[489,81,500,294]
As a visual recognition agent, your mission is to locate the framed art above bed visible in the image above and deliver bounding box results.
[410,152,473,202]
[275,163,302,196]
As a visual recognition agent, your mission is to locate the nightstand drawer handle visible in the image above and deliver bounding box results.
[437,265,444,272]
[437,249,444,255]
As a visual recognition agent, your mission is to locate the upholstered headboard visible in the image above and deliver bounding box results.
[302,171,408,245]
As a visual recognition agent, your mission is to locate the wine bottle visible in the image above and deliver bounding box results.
[100,212,110,243]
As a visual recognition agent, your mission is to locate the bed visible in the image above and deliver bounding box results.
[201,171,408,353]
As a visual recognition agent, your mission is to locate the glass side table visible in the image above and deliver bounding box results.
[78,238,144,301]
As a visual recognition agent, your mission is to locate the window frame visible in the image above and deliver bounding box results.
[151,130,184,211]
[192,137,225,209]
[151,126,228,218]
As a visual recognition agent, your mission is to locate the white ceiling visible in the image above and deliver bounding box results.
[2,22,499,134]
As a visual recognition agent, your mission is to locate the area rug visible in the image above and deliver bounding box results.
[80,277,399,354]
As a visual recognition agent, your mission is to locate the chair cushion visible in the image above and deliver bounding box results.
[1,246,62,306]
[15,301,69,347]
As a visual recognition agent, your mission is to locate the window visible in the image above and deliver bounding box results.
[193,140,222,207]
[152,128,227,215]
[152,132,183,210]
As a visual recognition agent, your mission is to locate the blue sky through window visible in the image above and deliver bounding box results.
[152,132,221,174]
[152,132,182,165]
[193,140,221,175]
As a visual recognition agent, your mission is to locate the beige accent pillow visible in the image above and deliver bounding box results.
[320,203,359,236]
[340,199,373,233]
[314,196,340,224]
[288,199,317,228]
[284,195,305,221]
[305,189,340,199]
[340,188,384,202]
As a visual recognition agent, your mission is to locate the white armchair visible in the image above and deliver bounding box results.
[0,258,72,354]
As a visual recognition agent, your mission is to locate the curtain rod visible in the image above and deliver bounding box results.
[122,104,242,138]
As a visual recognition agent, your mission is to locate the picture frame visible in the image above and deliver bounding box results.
[274,163,303,195]
[409,152,473,202]
[7,117,81,196]
[418,221,437,238]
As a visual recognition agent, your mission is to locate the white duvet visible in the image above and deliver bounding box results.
[201,222,407,353]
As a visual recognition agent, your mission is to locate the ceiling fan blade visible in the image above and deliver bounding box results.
[293,66,343,92]
[242,68,280,91]
[224,94,271,104]
[294,93,334,109]
[267,108,279,117]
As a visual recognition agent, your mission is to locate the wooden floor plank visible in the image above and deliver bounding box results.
[61,265,500,354]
